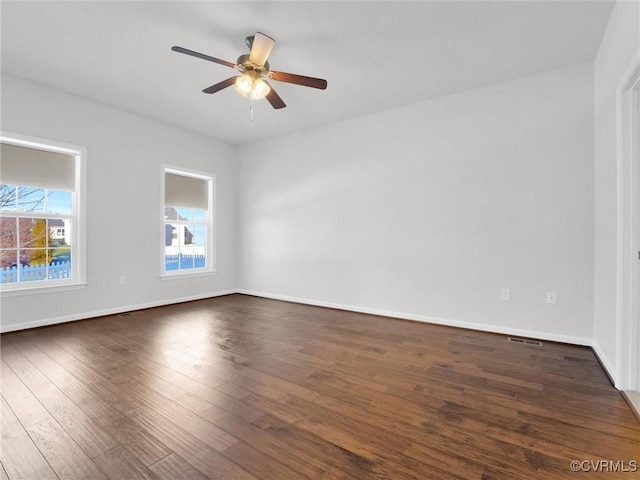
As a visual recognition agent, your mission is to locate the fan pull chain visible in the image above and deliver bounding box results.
[249,98,254,125]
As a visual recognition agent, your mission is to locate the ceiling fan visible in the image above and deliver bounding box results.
[171,32,327,110]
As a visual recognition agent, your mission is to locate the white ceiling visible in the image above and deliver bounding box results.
[2,1,614,146]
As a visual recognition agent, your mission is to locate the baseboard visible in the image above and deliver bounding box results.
[236,289,593,347]
[0,289,236,333]
[621,391,640,424]
[590,339,618,387]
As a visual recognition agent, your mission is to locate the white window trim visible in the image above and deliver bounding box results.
[0,131,87,295]
[160,164,216,278]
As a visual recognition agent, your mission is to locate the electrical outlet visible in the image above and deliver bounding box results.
[501,288,510,301]
[119,275,126,286]
[546,291,557,304]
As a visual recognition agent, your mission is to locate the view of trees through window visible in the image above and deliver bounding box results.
[0,184,73,283]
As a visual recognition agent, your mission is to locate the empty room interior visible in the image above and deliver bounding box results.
[1,1,639,479]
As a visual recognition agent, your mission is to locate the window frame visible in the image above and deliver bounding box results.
[160,165,215,279]
[0,131,87,296]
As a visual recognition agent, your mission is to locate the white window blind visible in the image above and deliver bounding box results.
[1,143,76,191]
[164,172,209,210]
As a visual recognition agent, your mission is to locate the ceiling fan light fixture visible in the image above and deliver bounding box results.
[234,74,253,95]
[250,79,270,100]
[233,73,270,100]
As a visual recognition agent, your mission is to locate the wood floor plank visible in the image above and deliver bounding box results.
[18,466,59,480]
[401,443,483,480]
[92,446,160,480]
[254,412,389,479]
[58,360,143,414]
[3,344,120,460]
[29,382,120,459]
[1,294,638,480]
[126,406,256,480]
[214,381,252,400]
[100,361,215,414]
[147,453,208,480]
[22,333,76,365]
[202,406,350,479]
[0,361,50,428]
[281,393,411,462]
[23,419,108,480]
[0,397,50,480]
[7,337,172,467]
[126,381,239,453]
[1,345,50,388]
[222,441,303,480]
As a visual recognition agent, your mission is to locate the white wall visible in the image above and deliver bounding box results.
[0,57,607,350]
[1,74,238,331]
[593,1,640,376]
[238,63,595,344]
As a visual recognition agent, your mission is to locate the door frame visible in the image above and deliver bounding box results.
[616,53,640,391]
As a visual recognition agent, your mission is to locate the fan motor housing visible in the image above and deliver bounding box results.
[236,54,269,75]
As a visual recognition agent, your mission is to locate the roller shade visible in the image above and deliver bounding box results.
[165,172,209,210]
[1,143,76,191]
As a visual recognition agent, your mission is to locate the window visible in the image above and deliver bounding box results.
[0,133,86,293]
[162,166,214,276]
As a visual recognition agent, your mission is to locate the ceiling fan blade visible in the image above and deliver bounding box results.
[202,77,237,94]
[249,32,275,67]
[171,46,236,69]
[265,82,286,109]
[270,71,327,90]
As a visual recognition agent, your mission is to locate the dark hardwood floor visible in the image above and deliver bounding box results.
[1,294,638,479]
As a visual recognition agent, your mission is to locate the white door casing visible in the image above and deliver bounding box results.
[616,53,640,391]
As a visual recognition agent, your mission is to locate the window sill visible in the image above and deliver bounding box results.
[160,270,217,281]
[0,282,88,298]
